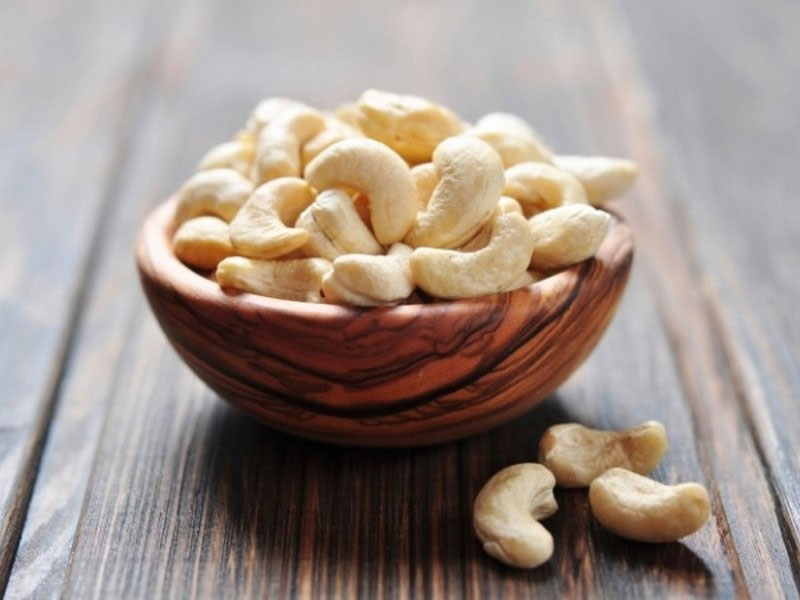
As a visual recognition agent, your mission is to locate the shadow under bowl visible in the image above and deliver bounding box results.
[136,199,633,447]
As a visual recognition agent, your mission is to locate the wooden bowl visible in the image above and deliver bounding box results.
[136,199,633,447]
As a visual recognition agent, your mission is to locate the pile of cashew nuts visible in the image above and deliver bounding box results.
[474,421,711,568]
[171,90,638,305]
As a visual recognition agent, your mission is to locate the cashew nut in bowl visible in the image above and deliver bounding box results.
[473,463,558,569]
[504,162,587,216]
[252,104,326,184]
[405,136,504,249]
[355,89,465,163]
[228,177,315,259]
[301,117,362,167]
[410,212,535,299]
[553,155,638,206]
[304,138,416,245]
[174,168,254,225]
[410,162,438,211]
[245,97,303,138]
[197,137,255,175]
[322,243,414,306]
[528,204,611,270]
[539,421,668,488]
[215,256,331,302]
[589,468,711,542]
[303,189,382,256]
[172,216,234,270]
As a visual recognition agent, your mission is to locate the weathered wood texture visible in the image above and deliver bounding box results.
[1,0,798,598]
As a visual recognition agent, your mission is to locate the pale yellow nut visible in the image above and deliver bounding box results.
[504,162,587,216]
[410,212,534,299]
[322,243,414,306]
[410,162,438,211]
[252,104,326,184]
[498,196,524,215]
[553,155,638,206]
[539,421,668,488]
[174,168,254,225]
[304,138,415,245]
[228,177,314,259]
[356,89,465,163]
[333,102,362,129]
[307,189,383,256]
[470,112,552,167]
[216,256,331,302]
[172,216,234,270]
[406,136,504,249]
[528,204,611,270]
[589,468,711,543]
[473,463,558,569]
[197,138,255,175]
[301,121,361,167]
[246,97,303,137]
[295,206,340,260]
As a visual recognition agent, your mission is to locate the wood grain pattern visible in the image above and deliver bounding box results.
[1,0,798,597]
[137,199,632,446]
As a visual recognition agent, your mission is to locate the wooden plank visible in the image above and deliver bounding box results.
[0,0,172,591]
[585,3,798,597]
[615,1,800,582]
[6,0,795,597]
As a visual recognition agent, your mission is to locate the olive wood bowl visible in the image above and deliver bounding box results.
[136,198,633,447]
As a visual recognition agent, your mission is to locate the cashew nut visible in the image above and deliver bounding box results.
[304,138,415,245]
[301,117,362,167]
[589,468,711,542]
[410,212,534,299]
[410,162,438,211]
[216,256,331,302]
[504,162,587,216]
[174,168,254,224]
[303,189,382,256]
[539,421,668,488]
[469,112,553,168]
[245,97,302,137]
[228,177,315,259]
[405,136,504,249]
[474,112,540,139]
[252,104,326,184]
[172,216,234,270]
[528,204,611,270]
[356,89,465,163]
[197,137,255,175]
[473,463,558,569]
[553,155,638,206]
[322,243,414,306]
[333,102,362,130]
[498,196,524,215]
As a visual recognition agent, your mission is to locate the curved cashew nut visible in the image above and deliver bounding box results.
[405,136,504,249]
[306,189,382,256]
[504,162,587,215]
[539,421,668,488]
[304,138,415,245]
[498,196,524,215]
[245,97,303,137]
[410,162,438,211]
[228,177,315,259]
[322,243,414,306]
[553,155,638,206]
[589,468,711,542]
[410,212,534,299]
[473,463,558,569]
[172,216,234,270]
[216,256,332,303]
[528,204,611,270]
[301,117,362,167]
[469,112,553,167]
[197,137,255,175]
[252,104,326,184]
[174,168,254,224]
[356,89,465,163]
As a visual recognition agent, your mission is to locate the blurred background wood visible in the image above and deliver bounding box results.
[0,0,797,597]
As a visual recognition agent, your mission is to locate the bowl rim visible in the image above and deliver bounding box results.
[137,196,631,322]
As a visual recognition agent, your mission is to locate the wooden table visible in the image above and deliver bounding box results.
[2,0,798,597]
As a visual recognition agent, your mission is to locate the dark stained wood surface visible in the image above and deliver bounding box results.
[1,0,798,598]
